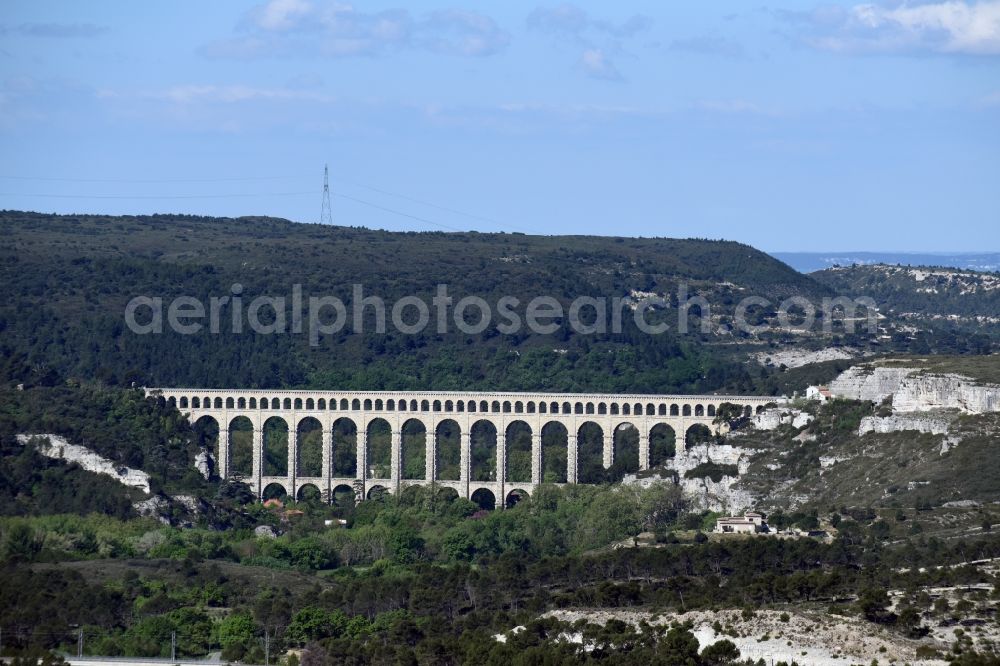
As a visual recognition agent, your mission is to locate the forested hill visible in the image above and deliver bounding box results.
[0,210,827,394]
[813,264,1000,329]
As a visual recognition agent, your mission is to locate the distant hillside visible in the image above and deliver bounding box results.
[772,251,1000,274]
[813,264,1000,348]
[0,210,827,394]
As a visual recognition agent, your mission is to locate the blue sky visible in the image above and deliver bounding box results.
[1,1,998,251]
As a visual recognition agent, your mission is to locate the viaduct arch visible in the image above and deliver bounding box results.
[149,388,777,509]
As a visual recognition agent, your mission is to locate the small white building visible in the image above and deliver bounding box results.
[805,385,832,402]
[715,512,768,534]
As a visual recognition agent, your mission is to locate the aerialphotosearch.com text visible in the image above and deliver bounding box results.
[124,283,878,346]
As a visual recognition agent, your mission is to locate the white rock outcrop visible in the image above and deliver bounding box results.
[753,408,812,430]
[133,496,171,525]
[894,374,1000,413]
[172,494,208,515]
[858,415,950,436]
[621,442,756,513]
[828,366,914,403]
[673,444,747,472]
[829,364,1000,414]
[675,445,754,512]
[194,449,213,479]
[940,435,962,454]
[819,456,847,468]
[620,469,753,514]
[680,476,754,514]
[17,434,151,494]
[754,347,860,369]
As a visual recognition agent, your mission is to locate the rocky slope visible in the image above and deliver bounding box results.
[624,406,815,514]
[656,358,1000,513]
[16,434,151,493]
[828,360,1000,413]
[734,403,1000,511]
[12,433,231,527]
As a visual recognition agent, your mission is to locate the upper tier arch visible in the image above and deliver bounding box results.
[150,388,778,419]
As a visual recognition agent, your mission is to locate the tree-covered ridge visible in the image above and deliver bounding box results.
[814,263,1000,319]
[0,211,818,289]
[3,211,993,393]
[0,210,828,393]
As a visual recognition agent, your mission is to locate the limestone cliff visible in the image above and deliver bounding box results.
[858,415,950,436]
[624,439,758,513]
[827,366,914,403]
[678,475,755,514]
[829,364,1000,413]
[16,433,151,494]
[894,374,1000,413]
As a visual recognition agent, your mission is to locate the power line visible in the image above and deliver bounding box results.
[0,189,467,232]
[335,177,527,232]
[0,171,522,231]
[0,172,529,234]
[0,191,314,200]
[335,192,464,232]
[0,174,300,184]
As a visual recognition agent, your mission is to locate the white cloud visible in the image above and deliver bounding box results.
[579,49,622,80]
[416,10,510,56]
[527,4,650,39]
[527,4,590,36]
[251,0,314,31]
[782,1,1000,55]
[527,4,651,80]
[205,0,508,58]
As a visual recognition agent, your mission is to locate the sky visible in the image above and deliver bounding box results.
[1,0,998,251]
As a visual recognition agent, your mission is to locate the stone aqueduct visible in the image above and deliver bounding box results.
[149,389,777,509]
